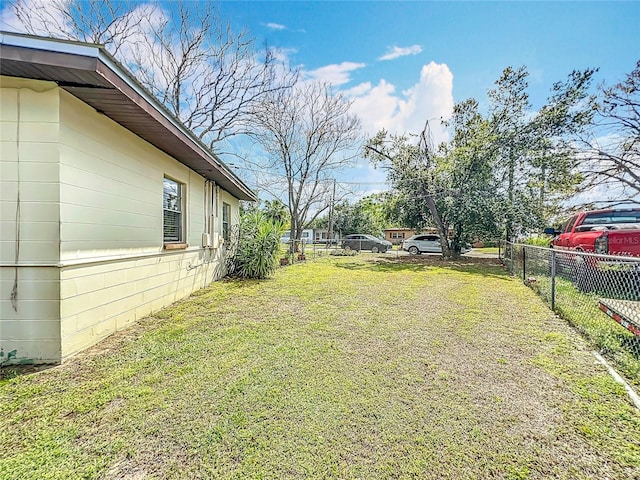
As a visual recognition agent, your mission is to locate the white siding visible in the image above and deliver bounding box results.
[0,79,61,265]
[0,78,61,364]
[1,79,243,364]
[59,92,167,259]
[59,248,227,358]
[55,90,238,359]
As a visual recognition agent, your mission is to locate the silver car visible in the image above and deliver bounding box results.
[401,234,470,254]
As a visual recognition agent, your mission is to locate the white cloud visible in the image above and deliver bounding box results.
[265,22,286,31]
[378,45,423,61]
[345,61,454,144]
[306,61,366,86]
[0,0,66,34]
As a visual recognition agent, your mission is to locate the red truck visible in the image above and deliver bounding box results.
[545,208,640,256]
[544,208,640,298]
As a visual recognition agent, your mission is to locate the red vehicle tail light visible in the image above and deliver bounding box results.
[594,234,609,254]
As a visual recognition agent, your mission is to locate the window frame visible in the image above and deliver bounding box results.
[163,176,185,246]
[222,202,231,243]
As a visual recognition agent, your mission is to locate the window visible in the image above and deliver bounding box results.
[222,202,231,242]
[391,232,405,239]
[163,177,183,242]
[563,215,579,233]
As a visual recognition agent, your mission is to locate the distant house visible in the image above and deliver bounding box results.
[312,229,339,244]
[280,229,314,244]
[280,229,339,244]
[384,228,417,245]
[0,32,256,365]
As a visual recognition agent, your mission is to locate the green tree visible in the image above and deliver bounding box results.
[365,123,461,256]
[329,194,390,237]
[366,67,597,255]
[488,66,596,239]
[441,99,502,250]
[262,199,290,224]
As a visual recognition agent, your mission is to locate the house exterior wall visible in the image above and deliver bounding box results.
[384,229,416,245]
[1,78,240,364]
[1,78,62,364]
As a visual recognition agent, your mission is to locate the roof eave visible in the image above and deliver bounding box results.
[0,31,257,202]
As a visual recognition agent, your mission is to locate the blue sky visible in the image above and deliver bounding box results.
[214,1,639,195]
[220,1,639,114]
[2,1,637,199]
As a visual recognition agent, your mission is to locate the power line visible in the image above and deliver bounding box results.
[227,163,389,187]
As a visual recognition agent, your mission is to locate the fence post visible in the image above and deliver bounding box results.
[522,246,526,283]
[550,249,556,310]
[510,241,514,273]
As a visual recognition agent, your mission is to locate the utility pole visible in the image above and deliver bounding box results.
[327,179,336,247]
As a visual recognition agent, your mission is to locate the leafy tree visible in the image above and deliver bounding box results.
[366,103,500,256]
[262,199,290,225]
[323,195,390,237]
[488,66,597,239]
[528,68,597,218]
[488,66,532,241]
[366,67,597,255]
[441,99,502,250]
[249,80,362,248]
[577,60,640,205]
[365,123,461,256]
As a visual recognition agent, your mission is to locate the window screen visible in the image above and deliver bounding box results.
[222,202,231,242]
[163,177,183,242]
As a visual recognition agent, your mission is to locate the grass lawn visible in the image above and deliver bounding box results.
[1,255,639,479]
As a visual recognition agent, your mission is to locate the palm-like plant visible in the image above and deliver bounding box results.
[232,211,285,279]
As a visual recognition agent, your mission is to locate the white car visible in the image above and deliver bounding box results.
[401,234,471,255]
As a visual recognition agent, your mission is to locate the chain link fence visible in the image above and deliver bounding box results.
[504,242,640,386]
[279,236,402,264]
[279,239,345,265]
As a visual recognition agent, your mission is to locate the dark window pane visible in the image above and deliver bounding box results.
[163,178,182,242]
[222,202,231,242]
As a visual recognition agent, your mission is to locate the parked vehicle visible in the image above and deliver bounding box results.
[544,208,640,294]
[544,208,640,256]
[341,234,392,253]
[401,234,471,255]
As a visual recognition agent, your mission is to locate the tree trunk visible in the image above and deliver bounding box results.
[423,186,452,258]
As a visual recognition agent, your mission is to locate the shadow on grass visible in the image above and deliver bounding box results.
[0,364,56,384]
[334,256,511,279]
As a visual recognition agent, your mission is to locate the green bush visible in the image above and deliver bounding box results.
[232,211,285,279]
[522,236,551,247]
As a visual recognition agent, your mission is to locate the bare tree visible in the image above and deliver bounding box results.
[9,0,157,57]
[249,81,362,247]
[578,61,640,206]
[8,0,297,151]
